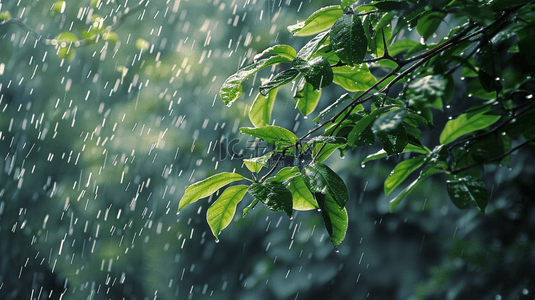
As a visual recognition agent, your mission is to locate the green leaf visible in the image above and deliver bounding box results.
[332,65,377,91]
[253,44,297,61]
[248,182,293,217]
[249,88,277,127]
[316,193,348,247]
[240,126,298,148]
[312,143,344,163]
[292,56,334,90]
[287,5,343,36]
[372,108,408,134]
[313,93,353,123]
[330,13,367,66]
[243,152,273,173]
[341,0,359,9]
[446,176,488,212]
[302,163,348,208]
[296,31,330,60]
[220,56,291,106]
[389,167,441,211]
[416,11,446,41]
[384,157,426,196]
[259,68,300,96]
[55,32,78,59]
[206,185,249,240]
[347,106,393,143]
[295,79,322,116]
[178,173,245,211]
[361,143,430,165]
[266,166,301,183]
[377,124,408,155]
[440,111,501,144]
[288,175,318,210]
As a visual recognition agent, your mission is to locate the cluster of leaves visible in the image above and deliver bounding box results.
[179,0,535,247]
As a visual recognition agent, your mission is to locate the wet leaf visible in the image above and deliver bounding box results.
[292,56,334,90]
[266,166,301,183]
[287,5,343,36]
[316,193,348,247]
[259,68,299,96]
[372,108,408,134]
[294,79,321,116]
[240,126,298,149]
[220,56,291,106]
[447,176,488,212]
[207,185,249,240]
[249,88,278,127]
[302,163,348,208]
[332,65,377,91]
[313,93,353,123]
[384,157,426,196]
[288,175,318,210]
[243,153,273,173]
[440,111,501,144]
[377,124,408,155]
[178,173,244,211]
[417,11,446,41]
[330,13,367,66]
[389,167,441,211]
[253,44,297,61]
[312,143,344,163]
[248,182,293,217]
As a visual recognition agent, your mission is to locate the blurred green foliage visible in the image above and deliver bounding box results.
[0,1,534,300]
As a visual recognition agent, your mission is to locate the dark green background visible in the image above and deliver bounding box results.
[0,1,533,299]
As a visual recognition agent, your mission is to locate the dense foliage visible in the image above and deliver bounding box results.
[179,0,535,247]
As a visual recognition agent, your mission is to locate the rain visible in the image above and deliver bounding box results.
[1,1,534,300]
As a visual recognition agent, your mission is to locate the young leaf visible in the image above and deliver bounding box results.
[295,79,321,116]
[302,163,349,208]
[330,13,367,66]
[446,176,488,213]
[220,56,291,106]
[332,65,377,91]
[287,5,343,36]
[384,157,426,196]
[287,175,318,210]
[316,193,348,247]
[292,56,334,90]
[206,185,249,240]
[253,44,297,61]
[417,11,446,41]
[240,126,298,148]
[178,173,245,211]
[243,152,273,173]
[249,88,278,127]
[439,111,501,145]
[259,69,300,96]
[248,182,293,217]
